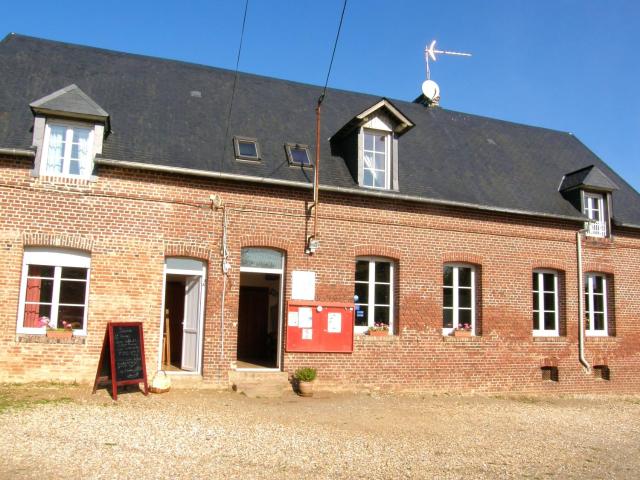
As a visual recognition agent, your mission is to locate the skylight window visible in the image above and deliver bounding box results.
[233,137,260,161]
[285,143,312,167]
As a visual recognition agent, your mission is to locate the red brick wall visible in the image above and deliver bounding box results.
[1,154,639,393]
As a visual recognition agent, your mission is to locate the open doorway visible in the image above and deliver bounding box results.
[160,258,206,374]
[237,248,284,370]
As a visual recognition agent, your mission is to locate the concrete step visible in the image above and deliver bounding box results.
[229,370,292,398]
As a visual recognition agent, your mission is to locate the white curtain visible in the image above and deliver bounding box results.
[46,127,65,173]
[77,131,90,176]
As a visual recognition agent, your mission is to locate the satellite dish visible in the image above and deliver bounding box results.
[421,80,440,100]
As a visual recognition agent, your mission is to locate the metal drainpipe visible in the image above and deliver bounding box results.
[577,228,591,372]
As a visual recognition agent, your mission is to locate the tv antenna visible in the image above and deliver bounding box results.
[421,40,472,104]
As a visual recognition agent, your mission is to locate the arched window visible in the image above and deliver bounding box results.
[532,270,559,336]
[443,264,477,335]
[354,257,394,335]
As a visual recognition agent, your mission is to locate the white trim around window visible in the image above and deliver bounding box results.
[442,264,476,335]
[585,273,608,336]
[16,248,91,336]
[361,129,391,190]
[354,257,394,334]
[40,121,95,178]
[532,270,559,337]
[583,192,607,237]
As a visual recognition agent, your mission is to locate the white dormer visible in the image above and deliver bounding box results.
[29,84,109,179]
[331,98,413,192]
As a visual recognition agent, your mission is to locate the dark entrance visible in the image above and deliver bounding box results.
[236,273,280,368]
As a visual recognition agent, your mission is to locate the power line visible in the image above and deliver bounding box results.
[319,0,348,105]
[220,0,249,173]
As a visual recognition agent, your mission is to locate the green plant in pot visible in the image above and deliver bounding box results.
[294,367,317,397]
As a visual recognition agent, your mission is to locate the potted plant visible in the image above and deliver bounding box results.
[453,323,472,337]
[294,367,317,397]
[368,323,389,337]
[40,316,73,339]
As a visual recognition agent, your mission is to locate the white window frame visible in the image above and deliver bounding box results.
[583,192,607,237]
[362,128,391,190]
[16,248,91,336]
[442,264,476,336]
[40,121,95,178]
[585,273,608,337]
[354,257,394,335]
[532,270,560,337]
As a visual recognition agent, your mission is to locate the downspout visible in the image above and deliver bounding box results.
[307,94,324,254]
[576,228,590,372]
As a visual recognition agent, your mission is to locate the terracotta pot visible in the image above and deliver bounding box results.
[297,380,314,397]
[453,329,472,337]
[368,330,389,337]
[46,329,73,339]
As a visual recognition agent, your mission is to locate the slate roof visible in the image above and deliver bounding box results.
[2,33,640,228]
[559,165,619,193]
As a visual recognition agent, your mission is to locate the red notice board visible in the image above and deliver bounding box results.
[286,300,354,353]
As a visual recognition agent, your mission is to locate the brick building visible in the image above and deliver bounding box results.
[1,34,639,393]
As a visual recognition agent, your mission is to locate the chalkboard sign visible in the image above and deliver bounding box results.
[92,322,149,400]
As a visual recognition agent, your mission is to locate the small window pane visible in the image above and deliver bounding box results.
[374,306,390,325]
[24,304,52,328]
[240,248,282,269]
[375,262,390,283]
[355,261,369,282]
[355,305,368,326]
[459,288,472,308]
[57,305,85,329]
[59,280,87,305]
[593,313,605,331]
[593,276,604,294]
[72,128,90,144]
[26,278,54,303]
[593,295,604,313]
[533,291,539,310]
[28,265,55,277]
[375,284,390,305]
[458,309,472,326]
[543,293,556,311]
[443,288,453,308]
[354,283,369,304]
[69,159,80,175]
[443,267,453,286]
[544,312,556,330]
[458,268,472,287]
[443,308,453,328]
[374,153,386,170]
[62,267,88,280]
[533,312,539,331]
[290,147,310,165]
[374,134,386,152]
[542,273,555,292]
[238,141,258,158]
[364,133,374,150]
[363,170,374,187]
[532,273,538,291]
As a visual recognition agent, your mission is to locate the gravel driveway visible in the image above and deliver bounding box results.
[1,384,639,479]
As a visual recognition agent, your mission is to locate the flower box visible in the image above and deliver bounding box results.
[453,329,472,337]
[368,330,389,337]
[46,329,73,339]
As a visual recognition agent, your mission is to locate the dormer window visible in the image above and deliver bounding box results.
[29,84,109,180]
[42,123,94,177]
[583,192,607,237]
[559,166,618,239]
[330,98,414,192]
[362,129,390,189]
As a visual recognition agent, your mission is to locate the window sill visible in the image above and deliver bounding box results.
[33,174,95,187]
[442,336,481,343]
[585,336,616,342]
[357,334,398,342]
[532,336,566,343]
[16,334,86,345]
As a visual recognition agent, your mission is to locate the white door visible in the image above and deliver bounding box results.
[181,276,201,371]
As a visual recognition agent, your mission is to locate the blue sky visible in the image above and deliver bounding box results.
[2,0,638,191]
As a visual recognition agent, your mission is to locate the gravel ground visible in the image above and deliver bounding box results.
[0,384,639,479]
